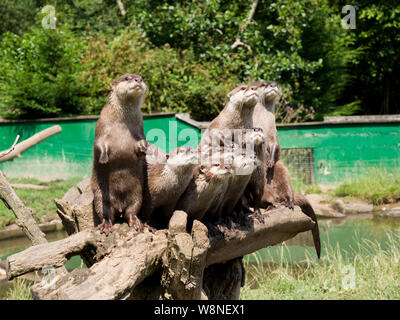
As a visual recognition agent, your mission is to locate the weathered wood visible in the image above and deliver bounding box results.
[31,225,168,300]
[205,206,314,266]
[9,206,314,299]
[0,171,47,246]
[0,125,61,162]
[161,211,209,300]
[6,229,96,280]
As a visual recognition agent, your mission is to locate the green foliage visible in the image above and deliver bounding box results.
[0,27,86,119]
[0,0,398,120]
[0,0,44,35]
[79,30,239,120]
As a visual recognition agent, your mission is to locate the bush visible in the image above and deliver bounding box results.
[80,30,239,120]
[0,27,87,119]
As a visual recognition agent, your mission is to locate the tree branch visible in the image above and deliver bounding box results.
[0,135,20,159]
[116,0,126,16]
[0,171,47,246]
[0,125,62,162]
[231,0,259,52]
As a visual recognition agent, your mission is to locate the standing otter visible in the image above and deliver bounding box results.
[199,84,258,153]
[244,127,267,222]
[143,146,199,228]
[199,84,266,220]
[91,73,148,235]
[253,81,281,183]
[252,81,294,209]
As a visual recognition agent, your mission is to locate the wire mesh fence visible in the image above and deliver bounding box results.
[280,148,315,189]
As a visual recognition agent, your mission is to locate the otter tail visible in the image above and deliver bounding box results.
[294,194,321,259]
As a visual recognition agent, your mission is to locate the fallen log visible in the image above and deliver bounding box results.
[7,206,314,300]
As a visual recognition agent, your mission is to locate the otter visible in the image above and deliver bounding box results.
[198,84,266,220]
[253,81,281,183]
[176,160,233,223]
[216,149,256,222]
[143,146,199,228]
[216,128,264,222]
[252,81,294,210]
[91,73,148,235]
[260,160,321,258]
[199,84,258,154]
[244,127,267,222]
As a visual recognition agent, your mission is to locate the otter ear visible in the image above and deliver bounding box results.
[110,82,115,90]
[199,164,206,173]
[166,154,169,160]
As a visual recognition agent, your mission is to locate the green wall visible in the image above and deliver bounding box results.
[0,115,200,180]
[0,115,399,185]
[277,122,400,185]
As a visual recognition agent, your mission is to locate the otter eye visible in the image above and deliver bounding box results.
[125,76,132,81]
[214,163,220,167]
[241,87,246,91]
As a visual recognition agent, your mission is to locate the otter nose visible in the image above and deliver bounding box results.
[268,81,276,87]
[135,76,143,83]
[251,86,257,91]
[225,165,231,170]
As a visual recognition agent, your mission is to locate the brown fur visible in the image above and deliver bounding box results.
[198,84,260,220]
[260,160,294,209]
[176,162,232,222]
[143,146,199,227]
[293,194,321,259]
[91,73,148,235]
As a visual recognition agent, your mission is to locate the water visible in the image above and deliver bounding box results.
[1,214,399,299]
[245,214,400,263]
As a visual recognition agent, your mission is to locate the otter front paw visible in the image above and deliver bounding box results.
[285,199,295,210]
[267,158,275,168]
[251,209,265,223]
[97,220,113,235]
[137,139,149,156]
[128,215,144,233]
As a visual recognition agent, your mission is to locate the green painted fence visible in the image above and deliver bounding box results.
[277,121,400,185]
[0,114,200,181]
[0,114,399,185]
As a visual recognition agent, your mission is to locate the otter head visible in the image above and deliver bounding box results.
[227,84,258,108]
[166,146,199,167]
[245,127,266,146]
[256,81,281,105]
[232,152,256,176]
[111,73,147,103]
[200,162,232,181]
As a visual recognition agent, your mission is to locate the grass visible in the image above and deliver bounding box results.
[240,230,400,300]
[4,278,33,300]
[0,177,82,229]
[333,168,400,205]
